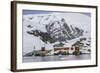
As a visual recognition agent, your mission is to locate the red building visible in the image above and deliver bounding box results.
[54,47,80,51]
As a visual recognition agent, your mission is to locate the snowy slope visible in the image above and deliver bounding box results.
[23,12,91,53]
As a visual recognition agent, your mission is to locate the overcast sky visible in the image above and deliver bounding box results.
[23,10,91,17]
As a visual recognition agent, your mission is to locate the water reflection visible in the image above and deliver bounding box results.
[23,54,91,63]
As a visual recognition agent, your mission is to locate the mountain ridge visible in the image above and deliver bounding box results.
[23,12,91,53]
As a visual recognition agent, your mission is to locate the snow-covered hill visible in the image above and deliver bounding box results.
[22,12,91,53]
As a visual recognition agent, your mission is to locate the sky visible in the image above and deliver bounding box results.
[23,10,91,17]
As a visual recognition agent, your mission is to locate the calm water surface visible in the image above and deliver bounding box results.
[23,54,91,63]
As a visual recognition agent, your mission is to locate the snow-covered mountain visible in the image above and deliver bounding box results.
[23,12,91,53]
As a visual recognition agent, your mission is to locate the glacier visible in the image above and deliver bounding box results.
[22,12,91,54]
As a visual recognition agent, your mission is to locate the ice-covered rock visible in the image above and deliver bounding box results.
[23,12,91,53]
